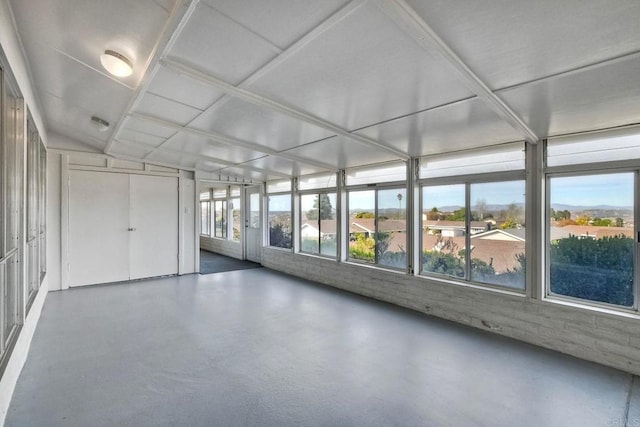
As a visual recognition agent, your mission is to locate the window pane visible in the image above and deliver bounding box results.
[268,194,292,249]
[230,198,241,240]
[3,255,19,346]
[348,190,375,263]
[249,193,260,228]
[320,193,337,256]
[346,162,406,186]
[200,201,210,235]
[549,173,634,306]
[215,200,227,238]
[470,181,525,289]
[547,129,640,167]
[378,188,406,269]
[301,194,319,254]
[298,173,336,190]
[267,179,291,193]
[199,190,210,201]
[422,184,466,278]
[420,142,524,179]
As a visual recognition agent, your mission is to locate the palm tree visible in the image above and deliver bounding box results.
[397,193,403,219]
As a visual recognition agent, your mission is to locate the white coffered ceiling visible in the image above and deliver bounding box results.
[8,0,640,181]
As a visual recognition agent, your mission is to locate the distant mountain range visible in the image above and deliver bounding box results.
[550,204,633,211]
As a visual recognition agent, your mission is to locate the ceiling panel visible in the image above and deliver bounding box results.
[163,133,266,164]
[10,0,174,87]
[117,128,166,148]
[24,41,132,122]
[215,167,270,182]
[146,151,197,170]
[246,2,473,132]
[133,92,203,126]
[202,0,350,49]
[121,117,176,139]
[47,121,107,152]
[241,156,330,177]
[405,0,640,90]
[146,67,225,111]
[189,97,336,151]
[283,137,399,170]
[109,142,154,159]
[499,55,640,138]
[40,92,112,150]
[355,98,524,157]
[168,2,280,85]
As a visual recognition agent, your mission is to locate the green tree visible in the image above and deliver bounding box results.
[355,212,374,219]
[550,235,633,306]
[592,218,612,227]
[446,207,466,221]
[307,194,333,220]
[269,223,291,249]
[616,217,624,227]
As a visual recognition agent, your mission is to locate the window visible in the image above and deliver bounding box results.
[200,201,210,235]
[419,143,526,290]
[214,200,227,238]
[230,187,241,241]
[345,162,407,269]
[547,173,634,307]
[300,192,337,257]
[347,188,407,269]
[267,180,292,249]
[545,131,640,309]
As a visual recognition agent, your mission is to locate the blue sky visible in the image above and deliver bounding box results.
[422,180,525,210]
[550,173,633,207]
[268,173,634,213]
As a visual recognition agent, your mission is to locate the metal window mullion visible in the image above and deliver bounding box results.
[465,182,471,281]
[635,170,639,311]
[374,189,379,265]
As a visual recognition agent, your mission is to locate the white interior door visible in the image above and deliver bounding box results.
[245,186,262,263]
[68,170,129,287]
[129,175,178,280]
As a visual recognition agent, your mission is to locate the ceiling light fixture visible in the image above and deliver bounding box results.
[91,116,110,132]
[100,49,133,77]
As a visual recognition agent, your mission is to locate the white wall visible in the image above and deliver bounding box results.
[47,150,198,290]
[46,152,61,290]
[0,1,50,422]
[262,247,640,375]
[200,236,242,260]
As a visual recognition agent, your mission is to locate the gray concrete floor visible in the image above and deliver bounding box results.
[6,269,639,426]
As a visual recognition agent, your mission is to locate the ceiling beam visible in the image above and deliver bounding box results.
[129,112,337,171]
[114,137,291,178]
[377,0,540,144]
[104,0,201,155]
[161,57,412,160]
[143,0,369,162]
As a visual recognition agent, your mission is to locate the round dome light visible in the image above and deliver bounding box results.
[100,50,133,77]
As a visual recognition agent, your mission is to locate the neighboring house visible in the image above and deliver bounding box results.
[423,220,492,237]
[422,228,526,273]
[549,225,633,241]
[301,221,337,240]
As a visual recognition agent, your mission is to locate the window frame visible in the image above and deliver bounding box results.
[543,165,639,312]
[345,180,408,272]
[266,190,293,251]
[418,170,527,292]
[213,198,227,239]
[298,189,338,259]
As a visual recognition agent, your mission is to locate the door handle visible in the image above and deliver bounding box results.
[128,227,136,231]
